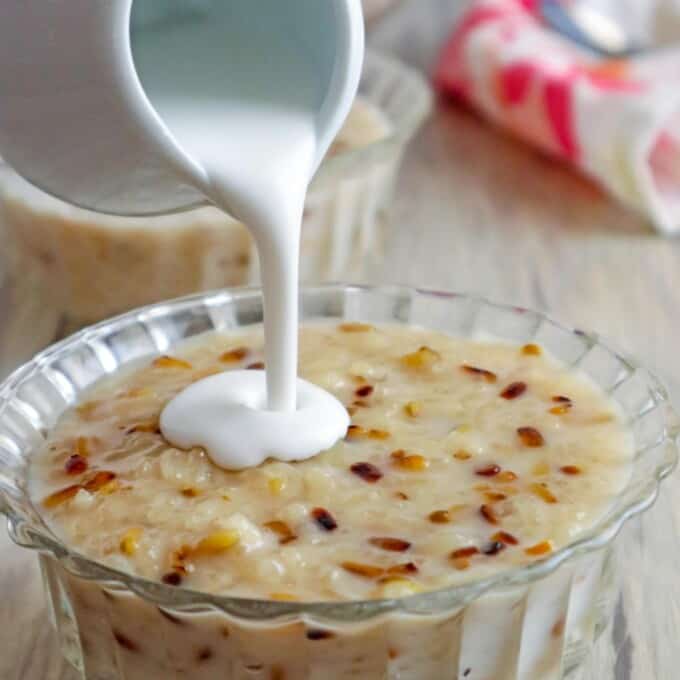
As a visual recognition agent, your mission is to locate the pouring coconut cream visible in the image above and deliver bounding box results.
[0,0,363,470]
[133,4,362,468]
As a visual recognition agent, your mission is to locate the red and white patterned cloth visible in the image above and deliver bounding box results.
[435,0,680,233]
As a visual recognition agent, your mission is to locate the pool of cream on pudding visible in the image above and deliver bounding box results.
[31,323,633,601]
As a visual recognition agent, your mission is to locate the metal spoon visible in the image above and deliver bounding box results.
[541,0,644,58]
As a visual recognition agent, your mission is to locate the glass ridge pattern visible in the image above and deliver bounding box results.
[0,285,677,679]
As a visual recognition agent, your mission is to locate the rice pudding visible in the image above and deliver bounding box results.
[31,323,633,602]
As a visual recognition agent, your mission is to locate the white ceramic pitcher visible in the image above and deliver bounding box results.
[0,0,364,216]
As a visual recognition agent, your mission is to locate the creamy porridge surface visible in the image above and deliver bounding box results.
[31,323,633,601]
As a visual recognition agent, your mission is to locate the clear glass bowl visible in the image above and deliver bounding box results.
[0,50,432,334]
[1,285,676,680]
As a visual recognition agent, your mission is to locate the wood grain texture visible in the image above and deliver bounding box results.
[1,1,679,678]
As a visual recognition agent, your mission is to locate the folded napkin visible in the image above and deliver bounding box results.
[435,0,680,234]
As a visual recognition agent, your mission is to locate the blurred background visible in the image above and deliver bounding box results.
[3,0,680,389]
[3,0,680,384]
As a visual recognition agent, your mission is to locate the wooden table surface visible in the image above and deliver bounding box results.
[1,2,679,678]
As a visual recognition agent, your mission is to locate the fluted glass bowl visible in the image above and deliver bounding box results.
[0,285,676,680]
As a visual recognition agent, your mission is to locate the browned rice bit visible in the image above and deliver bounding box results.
[152,355,192,370]
[461,365,497,383]
[219,347,250,363]
[75,436,92,456]
[525,540,554,556]
[482,541,505,556]
[387,562,418,575]
[306,629,335,641]
[311,507,338,531]
[561,465,582,476]
[44,472,120,508]
[270,592,298,602]
[475,464,501,477]
[192,531,240,557]
[355,385,374,398]
[338,322,374,333]
[84,471,117,493]
[517,427,545,447]
[521,344,542,356]
[345,424,365,440]
[479,504,499,525]
[450,546,480,560]
[428,510,452,524]
[400,346,441,369]
[43,484,81,509]
[341,562,385,579]
[500,381,527,400]
[162,572,183,586]
[530,482,558,504]
[64,454,88,476]
[452,558,471,571]
[453,449,472,461]
[495,470,518,483]
[120,528,143,556]
[403,401,422,417]
[549,403,573,415]
[170,546,191,574]
[350,462,383,483]
[550,394,573,415]
[125,420,160,434]
[391,450,429,471]
[492,531,519,546]
[483,491,507,502]
[369,537,411,552]
[264,521,297,545]
[247,361,265,370]
[345,425,390,441]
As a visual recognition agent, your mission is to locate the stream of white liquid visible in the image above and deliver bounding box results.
[133,8,351,469]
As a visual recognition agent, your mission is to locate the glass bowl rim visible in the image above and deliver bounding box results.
[2,283,677,622]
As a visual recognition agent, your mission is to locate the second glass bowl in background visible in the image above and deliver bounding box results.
[0,51,432,342]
